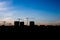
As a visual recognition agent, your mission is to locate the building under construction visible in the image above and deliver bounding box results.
[14,21,35,26]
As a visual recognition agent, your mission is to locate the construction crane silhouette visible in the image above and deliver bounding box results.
[25,18,34,25]
[17,18,23,26]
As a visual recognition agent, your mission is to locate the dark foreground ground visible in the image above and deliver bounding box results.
[0,25,60,32]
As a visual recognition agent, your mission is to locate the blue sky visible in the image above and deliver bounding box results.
[12,0,60,20]
[0,0,60,25]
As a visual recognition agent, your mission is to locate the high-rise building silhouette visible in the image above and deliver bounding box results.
[14,21,19,26]
[20,22,24,26]
[30,21,35,26]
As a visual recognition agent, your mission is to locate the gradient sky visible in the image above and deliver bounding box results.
[0,0,60,25]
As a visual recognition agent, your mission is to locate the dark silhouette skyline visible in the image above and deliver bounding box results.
[0,20,59,32]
